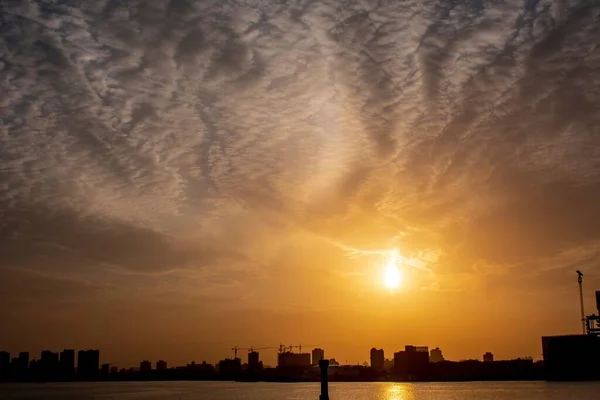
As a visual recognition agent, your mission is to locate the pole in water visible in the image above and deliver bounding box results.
[319,358,329,400]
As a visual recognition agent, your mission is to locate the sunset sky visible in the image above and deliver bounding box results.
[2,0,600,368]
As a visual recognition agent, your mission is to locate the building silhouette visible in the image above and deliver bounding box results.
[40,350,60,380]
[483,352,494,362]
[77,349,100,380]
[0,343,548,383]
[430,348,444,363]
[312,348,325,365]
[184,361,216,380]
[542,335,600,380]
[60,349,75,379]
[277,351,311,368]
[9,352,29,380]
[100,363,110,378]
[140,360,152,373]
[28,359,39,379]
[540,288,600,381]
[244,351,263,381]
[9,357,19,380]
[218,358,242,380]
[19,352,29,368]
[370,348,385,369]
[248,351,261,369]
[0,351,10,381]
[156,360,167,371]
[394,346,429,379]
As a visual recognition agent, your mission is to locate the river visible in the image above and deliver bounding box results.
[1,381,599,399]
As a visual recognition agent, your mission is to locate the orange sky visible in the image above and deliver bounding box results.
[2,0,600,369]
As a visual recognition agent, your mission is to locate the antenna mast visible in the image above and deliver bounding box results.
[577,270,585,334]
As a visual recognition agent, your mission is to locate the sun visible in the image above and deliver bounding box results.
[383,254,403,289]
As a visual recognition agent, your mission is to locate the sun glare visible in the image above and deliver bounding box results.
[383,254,403,289]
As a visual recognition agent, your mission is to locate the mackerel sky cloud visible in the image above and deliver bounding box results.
[1,0,600,365]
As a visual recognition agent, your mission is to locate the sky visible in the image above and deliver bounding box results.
[1,0,600,368]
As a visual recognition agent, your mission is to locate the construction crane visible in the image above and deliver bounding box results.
[276,344,298,353]
[287,344,311,353]
[232,346,280,358]
[238,343,320,355]
[577,270,585,334]
[231,346,249,359]
[247,347,278,353]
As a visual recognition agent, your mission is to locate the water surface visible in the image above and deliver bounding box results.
[1,381,599,400]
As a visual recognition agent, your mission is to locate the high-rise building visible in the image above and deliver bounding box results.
[40,350,60,380]
[0,351,10,381]
[186,360,216,379]
[100,363,110,378]
[394,345,429,378]
[41,350,59,362]
[483,352,494,362]
[28,359,39,377]
[248,351,260,368]
[10,352,29,380]
[77,350,100,380]
[18,352,29,370]
[312,348,325,365]
[370,348,385,369]
[60,349,75,378]
[140,360,152,372]
[430,348,444,363]
[218,358,242,379]
[156,360,168,371]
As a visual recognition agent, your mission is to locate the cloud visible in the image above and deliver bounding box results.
[1,0,600,360]
[0,267,105,308]
[0,205,245,276]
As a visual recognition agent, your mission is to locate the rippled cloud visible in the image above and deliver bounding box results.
[2,0,600,360]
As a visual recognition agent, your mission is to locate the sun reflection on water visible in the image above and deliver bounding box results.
[381,383,416,400]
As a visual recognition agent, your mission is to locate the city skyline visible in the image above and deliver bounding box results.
[3,341,551,384]
[2,0,600,369]
[0,343,526,372]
